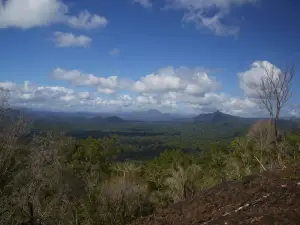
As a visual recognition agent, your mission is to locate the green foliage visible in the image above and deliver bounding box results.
[144,150,193,190]
[162,164,203,203]
[285,134,300,160]
[69,136,121,177]
[286,133,300,144]
[111,161,143,181]
[204,143,230,183]
[226,137,259,179]
[147,149,193,171]
[141,150,203,206]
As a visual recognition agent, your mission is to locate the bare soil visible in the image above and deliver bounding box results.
[132,167,300,225]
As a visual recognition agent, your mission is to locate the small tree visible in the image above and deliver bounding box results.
[258,64,294,142]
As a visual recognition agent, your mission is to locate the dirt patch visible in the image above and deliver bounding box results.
[131,167,300,225]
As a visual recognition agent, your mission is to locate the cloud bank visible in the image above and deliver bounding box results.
[1,60,297,117]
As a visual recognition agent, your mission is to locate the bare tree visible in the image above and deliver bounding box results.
[258,64,294,142]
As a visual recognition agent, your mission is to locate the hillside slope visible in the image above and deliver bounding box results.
[131,167,300,225]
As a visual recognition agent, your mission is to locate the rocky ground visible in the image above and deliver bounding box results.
[132,167,300,225]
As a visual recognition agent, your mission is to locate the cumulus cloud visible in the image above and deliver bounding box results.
[0,0,108,29]
[133,66,220,95]
[1,80,264,116]
[0,80,286,117]
[185,92,263,117]
[53,32,92,47]
[66,10,108,29]
[133,0,152,8]
[164,0,257,36]
[0,81,17,90]
[222,96,263,117]
[0,81,125,111]
[52,68,119,94]
[109,48,120,56]
[238,60,281,98]
[134,73,181,93]
[1,81,73,104]
[136,95,158,105]
[47,65,263,115]
[52,66,220,97]
[2,60,296,117]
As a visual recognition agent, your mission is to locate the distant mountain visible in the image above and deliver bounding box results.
[9,107,300,133]
[16,107,192,122]
[192,111,300,132]
[194,110,253,124]
[15,107,110,119]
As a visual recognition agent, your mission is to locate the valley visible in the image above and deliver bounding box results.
[20,108,300,162]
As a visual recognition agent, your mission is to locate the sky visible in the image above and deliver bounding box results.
[0,0,300,117]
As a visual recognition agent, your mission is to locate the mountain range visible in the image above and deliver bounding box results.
[12,107,300,125]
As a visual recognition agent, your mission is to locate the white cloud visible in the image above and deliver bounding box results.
[222,96,262,117]
[134,73,181,93]
[289,105,300,117]
[0,0,107,29]
[96,88,116,95]
[4,81,75,104]
[185,92,264,117]
[164,0,257,36]
[48,66,224,113]
[0,81,122,111]
[53,32,92,47]
[20,86,74,103]
[109,48,120,56]
[0,81,17,90]
[238,60,281,98]
[1,80,263,116]
[133,0,152,8]
[52,68,119,94]
[136,95,157,105]
[51,68,81,80]
[0,0,66,29]
[1,78,293,117]
[2,60,295,117]
[133,66,220,95]
[78,92,90,99]
[66,10,108,29]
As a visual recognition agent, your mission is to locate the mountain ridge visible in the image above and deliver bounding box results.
[12,107,300,123]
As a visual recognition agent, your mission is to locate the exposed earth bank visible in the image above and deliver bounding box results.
[131,167,300,225]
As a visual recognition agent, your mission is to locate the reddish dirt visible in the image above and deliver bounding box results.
[131,167,300,225]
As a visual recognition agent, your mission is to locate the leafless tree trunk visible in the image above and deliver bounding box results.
[258,64,294,142]
[257,64,294,167]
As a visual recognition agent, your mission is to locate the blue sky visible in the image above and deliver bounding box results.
[0,0,299,116]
